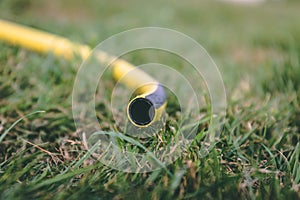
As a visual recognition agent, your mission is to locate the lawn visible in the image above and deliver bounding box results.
[0,0,299,199]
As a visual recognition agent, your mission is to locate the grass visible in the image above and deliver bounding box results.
[0,0,299,199]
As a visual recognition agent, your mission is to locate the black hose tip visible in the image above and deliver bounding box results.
[128,97,155,126]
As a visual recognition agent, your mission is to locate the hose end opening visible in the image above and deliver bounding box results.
[128,97,155,127]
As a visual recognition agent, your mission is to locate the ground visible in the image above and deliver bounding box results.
[0,0,299,199]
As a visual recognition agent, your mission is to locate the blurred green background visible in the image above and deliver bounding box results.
[1,0,300,96]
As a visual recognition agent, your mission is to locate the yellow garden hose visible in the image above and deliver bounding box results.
[0,19,166,127]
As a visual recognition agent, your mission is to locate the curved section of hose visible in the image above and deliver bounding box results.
[0,19,166,127]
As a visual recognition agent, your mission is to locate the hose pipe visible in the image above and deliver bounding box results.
[0,19,166,127]
[112,59,166,127]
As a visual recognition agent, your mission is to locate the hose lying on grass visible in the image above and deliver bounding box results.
[0,19,166,127]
